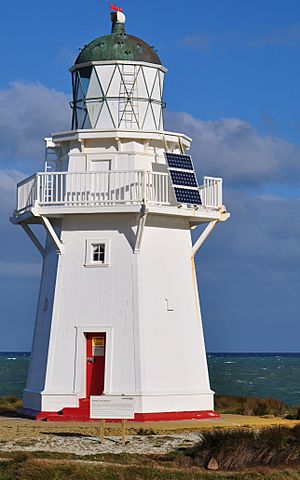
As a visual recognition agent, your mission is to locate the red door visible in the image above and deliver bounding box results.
[86,333,106,396]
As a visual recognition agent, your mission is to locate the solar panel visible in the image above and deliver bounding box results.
[164,152,202,205]
[165,153,194,170]
[170,170,198,188]
[174,188,202,205]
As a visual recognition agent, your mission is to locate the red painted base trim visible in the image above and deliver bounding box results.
[133,410,220,421]
[20,399,220,422]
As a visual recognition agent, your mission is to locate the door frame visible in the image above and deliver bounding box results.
[74,326,114,399]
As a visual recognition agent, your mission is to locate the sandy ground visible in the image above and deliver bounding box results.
[0,415,299,456]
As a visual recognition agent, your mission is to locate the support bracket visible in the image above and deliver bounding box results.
[20,222,46,258]
[134,204,148,254]
[162,133,169,152]
[178,136,185,154]
[191,208,230,257]
[192,220,218,258]
[41,216,64,254]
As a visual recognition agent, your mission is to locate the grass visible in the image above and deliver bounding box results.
[168,425,300,471]
[136,428,157,436]
[0,397,22,417]
[286,407,300,421]
[0,426,299,478]
[1,451,300,480]
[215,395,291,417]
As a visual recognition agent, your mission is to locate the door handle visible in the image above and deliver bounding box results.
[87,357,95,364]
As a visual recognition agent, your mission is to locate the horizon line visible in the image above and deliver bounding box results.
[1,351,300,355]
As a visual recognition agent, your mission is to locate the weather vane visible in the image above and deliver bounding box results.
[110,3,123,12]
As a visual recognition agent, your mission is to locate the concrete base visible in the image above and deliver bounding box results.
[23,388,215,414]
[20,398,220,422]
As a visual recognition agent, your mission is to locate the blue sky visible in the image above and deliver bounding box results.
[0,0,299,351]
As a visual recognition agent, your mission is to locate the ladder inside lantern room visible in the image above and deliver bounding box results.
[43,150,56,203]
[43,142,60,203]
[118,65,139,129]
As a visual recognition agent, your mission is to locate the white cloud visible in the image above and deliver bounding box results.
[0,169,24,191]
[0,169,26,213]
[166,112,300,187]
[0,82,70,167]
[196,189,300,351]
[0,169,43,280]
[0,82,70,284]
[0,168,43,280]
[245,23,300,49]
[178,33,214,53]
[178,23,300,52]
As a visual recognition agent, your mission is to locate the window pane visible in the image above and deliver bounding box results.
[92,243,105,263]
[80,75,90,96]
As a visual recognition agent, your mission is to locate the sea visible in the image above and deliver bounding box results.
[0,352,300,406]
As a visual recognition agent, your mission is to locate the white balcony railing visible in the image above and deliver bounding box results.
[200,176,223,209]
[17,174,37,212]
[16,170,223,214]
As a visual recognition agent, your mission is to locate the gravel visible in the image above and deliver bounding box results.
[0,432,201,455]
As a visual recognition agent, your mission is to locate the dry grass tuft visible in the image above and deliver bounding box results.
[1,446,300,479]
[178,424,300,470]
[0,396,22,417]
[135,428,156,436]
[215,395,289,417]
[286,407,300,421]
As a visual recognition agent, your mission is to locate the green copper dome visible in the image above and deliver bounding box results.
[75,12,161,66]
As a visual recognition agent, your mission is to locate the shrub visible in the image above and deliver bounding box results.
[0,396,22,416]
[181,425,300,470]
[286,407,300,420]
[135,428,156,436]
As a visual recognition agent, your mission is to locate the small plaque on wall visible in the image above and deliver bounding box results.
[92,336,105,356]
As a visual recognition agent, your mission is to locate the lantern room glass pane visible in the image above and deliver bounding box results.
[78,66,92,96]
[82,109,92,129]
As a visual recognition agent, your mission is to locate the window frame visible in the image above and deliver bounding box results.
[85,239,110,268]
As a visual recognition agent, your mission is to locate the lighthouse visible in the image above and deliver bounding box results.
[11,8,229,421]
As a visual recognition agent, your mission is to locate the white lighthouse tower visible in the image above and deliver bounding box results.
[11,9,229,421]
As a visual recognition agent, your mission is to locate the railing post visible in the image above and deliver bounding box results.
[218,179,223,208]
[36,174,41,206]
[17,185,20,212]
[202,176,223,209]
[202,177,206,207]
[142,170,147,203]
[18,184,23,211]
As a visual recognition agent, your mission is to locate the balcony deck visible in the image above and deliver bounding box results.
[13,170,225,224]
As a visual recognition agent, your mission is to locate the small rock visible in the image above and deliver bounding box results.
[207,457,219,470]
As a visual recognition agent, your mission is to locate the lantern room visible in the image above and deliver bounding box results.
[70,11,166,131]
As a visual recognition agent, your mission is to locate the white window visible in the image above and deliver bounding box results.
[85,239,110,267]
